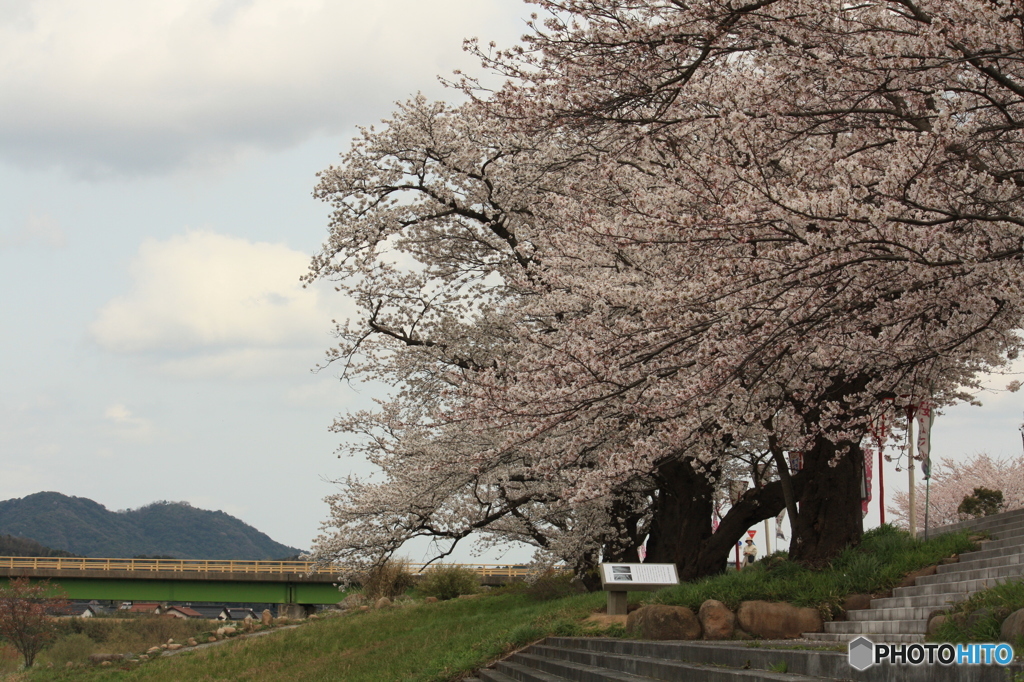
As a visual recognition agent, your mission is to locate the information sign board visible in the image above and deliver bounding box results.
[599,563,679,592]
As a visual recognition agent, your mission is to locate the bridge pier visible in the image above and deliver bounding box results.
[278,603,316,619]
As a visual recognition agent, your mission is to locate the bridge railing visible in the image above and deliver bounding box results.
[0,556,535,578]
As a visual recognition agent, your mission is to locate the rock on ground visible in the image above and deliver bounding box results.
[1001,608,1024,643]
[626,604,702,640]
[736,601,823,639]
[698,600,735,640]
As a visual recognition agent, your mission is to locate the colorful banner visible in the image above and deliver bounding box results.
[789,451,803,473]
[916,400,934,480]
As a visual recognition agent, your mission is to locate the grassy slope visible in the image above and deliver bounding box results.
[13,525,982,682]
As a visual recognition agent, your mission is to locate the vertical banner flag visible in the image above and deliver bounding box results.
[789,451,803,473]
[637,543,647,562]
[861,454,873,517]
[728,480,749,505]
[775,510,786,540]
[916,400,934,480]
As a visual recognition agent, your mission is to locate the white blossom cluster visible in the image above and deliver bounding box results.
[307,0,1024,574]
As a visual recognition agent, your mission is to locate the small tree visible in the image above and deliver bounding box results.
[958,488,1005,520]
[0,578,68,668]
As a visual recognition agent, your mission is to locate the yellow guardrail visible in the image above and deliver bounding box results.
[0,556,534,578]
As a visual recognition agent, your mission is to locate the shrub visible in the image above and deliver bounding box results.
[43,633,94,666]
[958,487,1005,519]
[525,571,586,601]
[417,564,480,601]
[361,558,416,601]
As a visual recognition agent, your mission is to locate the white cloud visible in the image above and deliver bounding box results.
[0,211,66,249]
[102,403,156,442]
[90,230,348,376]
[0,0,525,174]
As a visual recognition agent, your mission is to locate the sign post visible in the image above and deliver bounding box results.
[599,563,680,616]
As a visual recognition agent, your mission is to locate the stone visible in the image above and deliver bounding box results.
[243,615,254,631]
[898,565,938,588]
[167,639,174,644]
[842,594,873,613]
[1000,608,1024,643]
[309,613,320,619]
[146,647,162,655]
[140,655,149,661]
[359,605,370,612]
[927,614,947,636]
[736,601,823,639]
[733,628,753,640]
[262,609,273,626]
[425,597,438,603]
[216,627,225,637]
[967,608,992,630]
[160,644,168,650]
[222,626,237,636]
[187,638,197,647]
[207,637,217,643]
[626,605,702,640]
[339,593,367,610]
[89,654,124,664]
[166,644,183,651]
[375,597,392,609]
[698,600,735,640]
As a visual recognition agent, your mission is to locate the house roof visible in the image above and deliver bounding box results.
[126,603,161,613]
[189,606,225,619]
[162,605,203,618]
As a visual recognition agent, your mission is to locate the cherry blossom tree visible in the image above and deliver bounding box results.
[0,579,67,668]
[890,453,1024,529]
[309,0,1024,577]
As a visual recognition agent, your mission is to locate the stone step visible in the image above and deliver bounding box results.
[494,659,571,682]
[543,638,850,679]
[803,631,925,644]
[894,574,1023,598]
[925,507,1024,536]
[936,549,1023,575]
[971,534,1024,552]
[847,606,943,622]
[870,593,965,610]
[504,652,657,682]
[823,619,928,635]
[524,644,824,682]
[958,542,1024,563]
[916,561,1024,587]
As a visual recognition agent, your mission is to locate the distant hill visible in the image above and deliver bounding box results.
[0,533,78,558]
[0,492,303,560]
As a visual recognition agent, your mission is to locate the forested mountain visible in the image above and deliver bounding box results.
[0,492,302,560]
[0,533,78,557]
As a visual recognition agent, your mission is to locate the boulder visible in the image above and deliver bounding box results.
[166,644,183,651]
[339,593,367,610]
[88,654,124,664]
[262,609,273,626]
[139,655,149,661]
[1000,608,1024,643]
[207,637,217,643]
[359,605,370,612]
[626,604,702,640]
[927,614,947,636]
[187,638,197,647]
[243,615,254,631]
[215,627,225,637]
[736,601,823,639]
[146,647,162,655]
[375,597,392,609]
[899,565,937,588]
[698,600,735,640]
[842,594,873,613]
[222,626,237,636]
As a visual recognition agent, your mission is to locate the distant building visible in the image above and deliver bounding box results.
[160,605,203,619]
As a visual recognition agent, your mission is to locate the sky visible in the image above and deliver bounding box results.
[0,0,1022,563]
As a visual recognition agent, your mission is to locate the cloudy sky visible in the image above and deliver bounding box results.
[0,0,1021,560]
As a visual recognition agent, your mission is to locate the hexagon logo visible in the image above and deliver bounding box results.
[848,636,875,671]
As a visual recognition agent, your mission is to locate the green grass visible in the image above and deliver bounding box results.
[930,579,1024,644]
[650,525,978,619]
[17,591,614,682]
[9,525,975,681]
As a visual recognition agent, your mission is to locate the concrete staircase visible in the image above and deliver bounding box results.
[464,636,1022,681]
[803,506,1024,644]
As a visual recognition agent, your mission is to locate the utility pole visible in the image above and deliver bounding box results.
[907,405,917,538]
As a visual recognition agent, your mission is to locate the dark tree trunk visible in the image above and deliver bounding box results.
[644,458,716,578]
[644,458,808,582]
[787,435,865,566]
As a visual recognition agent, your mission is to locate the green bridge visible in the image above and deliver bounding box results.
[0,557,345,613]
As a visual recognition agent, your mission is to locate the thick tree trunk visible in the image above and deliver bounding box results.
[645,458,807,581]
[787,435,865,566]
[644,458,715,578]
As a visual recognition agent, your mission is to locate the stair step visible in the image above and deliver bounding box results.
[526,643,824,682]
[916,562,1024,586]
[870,593,963,610]
[925,507,1024,536]
[936,550,1023,575]
[505,652,653,682]
[803,631,925,643]
[495,659,570,682]
[959,543,1024,563]
[824,619,927,635]
[894,574,1023,598]
[847,606,942,621]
